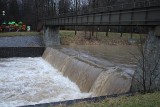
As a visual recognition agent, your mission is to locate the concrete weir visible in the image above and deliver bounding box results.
[42,48,133,96]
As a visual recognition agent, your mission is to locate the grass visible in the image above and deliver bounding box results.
[60,30,146,39]
[60,30,76,40]
[0,32,41,37]
[56,92,160,107]
[59,30,147,45]
[60,30,77,45]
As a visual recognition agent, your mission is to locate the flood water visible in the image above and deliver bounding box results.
[0,57,90,107]
[0,45,140,107]
[63,45,140,65]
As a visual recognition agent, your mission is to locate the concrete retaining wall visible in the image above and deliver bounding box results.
[0,36,44,47]
[0,47,45,58]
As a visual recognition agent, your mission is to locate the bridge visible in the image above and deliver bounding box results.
[42,0,160,47]
[43,0,160,26]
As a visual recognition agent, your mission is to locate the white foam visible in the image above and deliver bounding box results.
[0,57,91,107]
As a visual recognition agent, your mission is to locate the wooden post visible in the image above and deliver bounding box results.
[47,0,50,17]
[96,27,99,40]
[120,32,123,37]
[119,26,123,37]
[85,28,87,39]
[75,0,77,35]
[155,26,160,37]
[50,0,54,17]
[106,26,109,37]
[131,26,133,39]
[75,26,77,35]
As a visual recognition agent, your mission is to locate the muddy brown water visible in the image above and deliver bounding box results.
[63,45,140,65]
[43,47,136,97]
[0,45,140,106]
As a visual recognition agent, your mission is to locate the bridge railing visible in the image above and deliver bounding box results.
[43,0,160,20]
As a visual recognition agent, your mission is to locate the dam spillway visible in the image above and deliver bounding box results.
[0,47,134,106]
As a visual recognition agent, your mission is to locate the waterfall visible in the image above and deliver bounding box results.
[90,67,132,96]
[42,48,134,96]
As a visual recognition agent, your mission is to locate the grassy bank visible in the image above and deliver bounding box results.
[60,30,146,45]
[0,32,41,37]
[57,92,160,107]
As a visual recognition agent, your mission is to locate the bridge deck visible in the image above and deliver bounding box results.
[44,0,160,26]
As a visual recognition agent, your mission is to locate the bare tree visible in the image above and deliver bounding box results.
[132,28,160,93]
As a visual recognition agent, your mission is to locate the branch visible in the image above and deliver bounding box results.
[152,72,160,81]
[132,76,144,86]
[128,51,140,61]
[151,58,160,75]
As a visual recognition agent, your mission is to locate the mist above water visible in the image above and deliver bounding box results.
[0,57,91,107]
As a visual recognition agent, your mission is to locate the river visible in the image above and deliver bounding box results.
[63,45,140,65]
[0,44,140,106]
[0,57,90,107]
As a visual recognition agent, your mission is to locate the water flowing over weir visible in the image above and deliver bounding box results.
[0,57,90,107]
[42,48,134,96]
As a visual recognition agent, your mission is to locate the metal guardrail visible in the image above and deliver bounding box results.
[42,0,160,20]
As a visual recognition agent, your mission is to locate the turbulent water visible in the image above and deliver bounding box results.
[0,57,91,107]
[0,46,137,107]
[43,48,135,96]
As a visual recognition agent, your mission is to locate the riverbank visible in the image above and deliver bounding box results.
[60,30,146,45]
[56,92,160,107]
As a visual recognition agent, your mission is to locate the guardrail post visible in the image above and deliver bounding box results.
[131,26,133,39]
[106,26,109,37]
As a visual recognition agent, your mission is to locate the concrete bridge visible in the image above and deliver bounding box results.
[42,0,160,47]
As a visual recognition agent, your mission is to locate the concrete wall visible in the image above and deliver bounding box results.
[43,26,60,47]
[0,47,45,58]
[0,36,44,47]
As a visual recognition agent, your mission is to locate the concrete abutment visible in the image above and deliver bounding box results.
[43,26,60,47]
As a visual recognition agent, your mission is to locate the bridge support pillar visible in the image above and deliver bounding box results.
[43,26,60,48]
